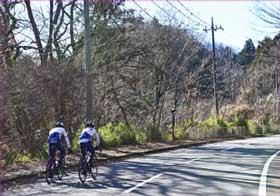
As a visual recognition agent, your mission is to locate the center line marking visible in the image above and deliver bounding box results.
[221,147,235,152]
[123,173,164,193]
[258,150,280,196]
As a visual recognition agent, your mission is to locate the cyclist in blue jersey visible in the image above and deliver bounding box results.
[79,121,100,168]
[48,121,72,165]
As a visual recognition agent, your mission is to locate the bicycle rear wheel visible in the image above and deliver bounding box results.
[46,161,55,184]
[57,160,64,180]
[78,157,87,183]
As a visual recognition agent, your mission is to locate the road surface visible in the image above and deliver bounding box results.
[4,135,280,196]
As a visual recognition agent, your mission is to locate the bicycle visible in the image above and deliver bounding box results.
[78,151,98,183]
[45,147,64,184]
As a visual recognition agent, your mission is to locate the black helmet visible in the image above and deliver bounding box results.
[55,121,64,128]
[86,121,94,128]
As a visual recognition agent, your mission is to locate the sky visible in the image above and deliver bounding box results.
[125,1,279,51]
[26,1,280,52]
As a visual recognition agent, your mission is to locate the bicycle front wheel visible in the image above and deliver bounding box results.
[90,156,98,180]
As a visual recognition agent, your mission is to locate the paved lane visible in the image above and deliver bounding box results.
[266,151,280,196]
[4,136,280,196]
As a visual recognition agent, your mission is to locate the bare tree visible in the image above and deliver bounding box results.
[254,2,280,29]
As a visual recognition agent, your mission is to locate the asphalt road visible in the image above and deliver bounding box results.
[4,135,280,196]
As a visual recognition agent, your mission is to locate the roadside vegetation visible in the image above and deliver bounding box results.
[1,1,280,167]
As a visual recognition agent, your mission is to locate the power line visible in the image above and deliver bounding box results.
[167,0,210,28]
[176,0,211,27]
[132,0,154,20]
[166,0,198,27]
[130,1,193,74]
[151,0,187,28]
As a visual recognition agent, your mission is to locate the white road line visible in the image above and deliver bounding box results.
[221,147,235,152]
[187,156,207,163]
[258,150,280,196]
[122,146,235,194]
[123,173,164,193]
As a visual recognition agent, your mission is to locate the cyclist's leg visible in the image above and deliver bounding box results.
[88,142,95,168]
[80,142,87,157]
[80,142,87,164]
[48,143,56,165]
[57,143,65,164]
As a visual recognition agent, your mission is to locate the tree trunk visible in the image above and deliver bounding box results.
[44,0,54,62]
[110,77,132,130]
[151,69,163,141]
[24,0,45,65]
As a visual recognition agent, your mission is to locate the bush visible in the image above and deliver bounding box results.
[72,123,137,148]
[99,122,137,147]
[198,116,232,137]
[14,153,33,164]
[3,147,34,167]
[221,104,254,123]
[73,126,83,151]
[161,131,172,142]
[35,143,49,160]
[136,130,149,144]
[175,126,185,140]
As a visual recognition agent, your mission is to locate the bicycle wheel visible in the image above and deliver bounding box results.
[46,161,55,184]
[78,157,87,183]
[90,155,98,180]
[57,160,64,180]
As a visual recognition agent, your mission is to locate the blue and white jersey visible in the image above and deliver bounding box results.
[48,127,71,148]
[79,127,100,146]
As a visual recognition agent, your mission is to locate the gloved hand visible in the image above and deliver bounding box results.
[67,148,72,154]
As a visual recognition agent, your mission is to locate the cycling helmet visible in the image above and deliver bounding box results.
[86,121,94,128]
[55,121,64,128]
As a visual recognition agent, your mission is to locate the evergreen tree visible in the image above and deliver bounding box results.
[238,39,256,65]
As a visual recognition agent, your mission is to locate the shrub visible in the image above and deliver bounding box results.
[198,116,232,137]
[175,125,185,140]
[34,143,49,160]
[73,126,83,151]
[98,122,137,147]
[136,130,149,144]
[221,104,254,123]
[161,131,172,142]
[3,149,34,166]
[14,153,33,164]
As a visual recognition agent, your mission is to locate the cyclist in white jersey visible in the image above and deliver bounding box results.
[48,121,72,164]
[79,121,100,167]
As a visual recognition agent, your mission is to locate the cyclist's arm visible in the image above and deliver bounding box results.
[93,130,100,147]
[62,129,71,148]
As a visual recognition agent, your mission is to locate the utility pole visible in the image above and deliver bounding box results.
[171,82,178,142]
[276,41,280,124]
[84,0,93,121]
[275,56,278,122]
[204,17,223,116]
